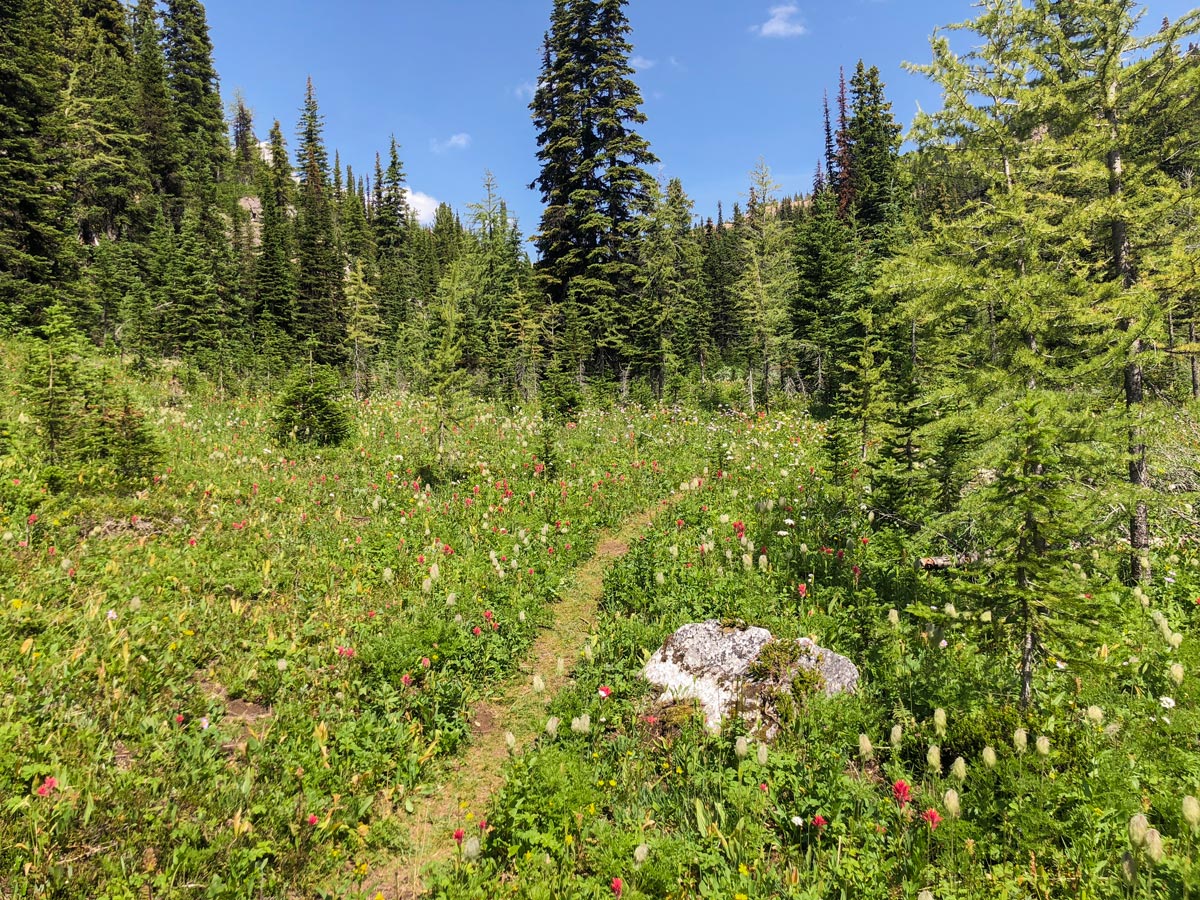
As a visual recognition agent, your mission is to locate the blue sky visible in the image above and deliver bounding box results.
[204,0,1197,237]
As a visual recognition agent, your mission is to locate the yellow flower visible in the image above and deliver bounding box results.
[738,863,749,876]
[736,894,749,900]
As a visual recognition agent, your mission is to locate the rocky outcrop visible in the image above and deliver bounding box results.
[642,620,858,735]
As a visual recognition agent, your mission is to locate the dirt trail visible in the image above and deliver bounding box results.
[369,495,679,898]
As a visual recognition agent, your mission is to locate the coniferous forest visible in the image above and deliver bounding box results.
[4,0,1200,897]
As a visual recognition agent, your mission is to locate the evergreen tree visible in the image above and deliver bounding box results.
[736,161,795,412]
[344,260,380,400]
[131,0,184,208]
[0,0,71,328]
[634,178,705,397]
[231,91,257,185]
[531,0,658,379]
[293,78,343,363]
[847,60,903,238]
[162,0,228,179]
[63,0,150,247]
[255,120,297,342]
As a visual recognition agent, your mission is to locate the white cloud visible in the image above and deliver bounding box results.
[630,55,656,70]
[403,189,439,226]
[514,81,537,101]
[430,132,471,153]
[755,4,807,38]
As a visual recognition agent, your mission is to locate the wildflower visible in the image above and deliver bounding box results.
[893,779,912,807]
[597,685,612,699]
[933,708,947,737]
[422,657,431,669]
[858,733,873,761]
[790,815,805,827]
[36,776,57,797]
[1013,728,1028,754]
[308,814,320,826]
[797,583,807,597]
[1183,796,1200,832]
[400,674,412,688]
[888,609,900,627]
[1086,705,1104,726]
[951,757,966,782]
[505,731,516,750]
[982,746,997,769]
[545,716,560,737]
[735,736,749,759]
[200,717,210,730]
[472,626,482,636]
[1036,736,1050,757]
[1129,814,1149,848]
[1144,829,1164,864]
[463,836,481,861]
[571,714,591,734]
[611,877,624,897]
[926,744,942,774]
[757,742,768,765]
[759,782,769,792]
[336,646,355,659]
[922,808,943,830]
[890,724,903,749]
[943,789,961,818]
[106,609,118,621]
[812,814,827,829]
[634,843,650,864]
[277,658,288,672]
[1121,851,1138,885]
[532,675,545,694]
[1170,664,1184,687]
[175,714,184,725]
[1160,696,1176,710]
[918,892,935,900]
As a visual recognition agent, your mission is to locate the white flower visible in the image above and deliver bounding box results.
[790,815,805,827]
[1160,696,1176,710]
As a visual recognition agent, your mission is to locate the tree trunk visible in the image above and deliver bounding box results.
[1107,88,1151,584]
[1191,321,1198,400]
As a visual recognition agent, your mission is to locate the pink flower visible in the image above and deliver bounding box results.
[598,685,612,699]
[922,808,942,830]
[453,828,465,846]
[611,877,623,897]
[401,674,412,687]
[473,626,482,636]
[308,814,319,826]
[175,714,184,725]
[893,779,912,807]
[759,782,769,792]
[421,657,431,669]
[812,814,827,829]
[336,646,355,658]
[36,776,57,797]
[797,583,807,597]
[27,514,37,525]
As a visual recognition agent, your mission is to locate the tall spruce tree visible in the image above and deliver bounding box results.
[0,0,71,328]
[162,0,228,180]
[293,78,343,363]
[531,0,658,381]
[131,0,184,210]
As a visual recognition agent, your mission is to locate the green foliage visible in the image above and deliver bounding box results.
[270,365,353,447]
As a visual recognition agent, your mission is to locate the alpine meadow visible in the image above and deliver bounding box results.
[6,0,1200,898]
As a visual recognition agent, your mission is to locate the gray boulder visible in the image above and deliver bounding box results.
[642,620,858,735]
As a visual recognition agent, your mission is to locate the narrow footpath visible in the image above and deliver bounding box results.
[369,494,680,899]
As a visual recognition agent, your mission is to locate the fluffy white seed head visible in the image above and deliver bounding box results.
[927,744,942,774]
[1013,728,1028,754]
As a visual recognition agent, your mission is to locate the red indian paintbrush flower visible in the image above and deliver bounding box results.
[893,779,912,807]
